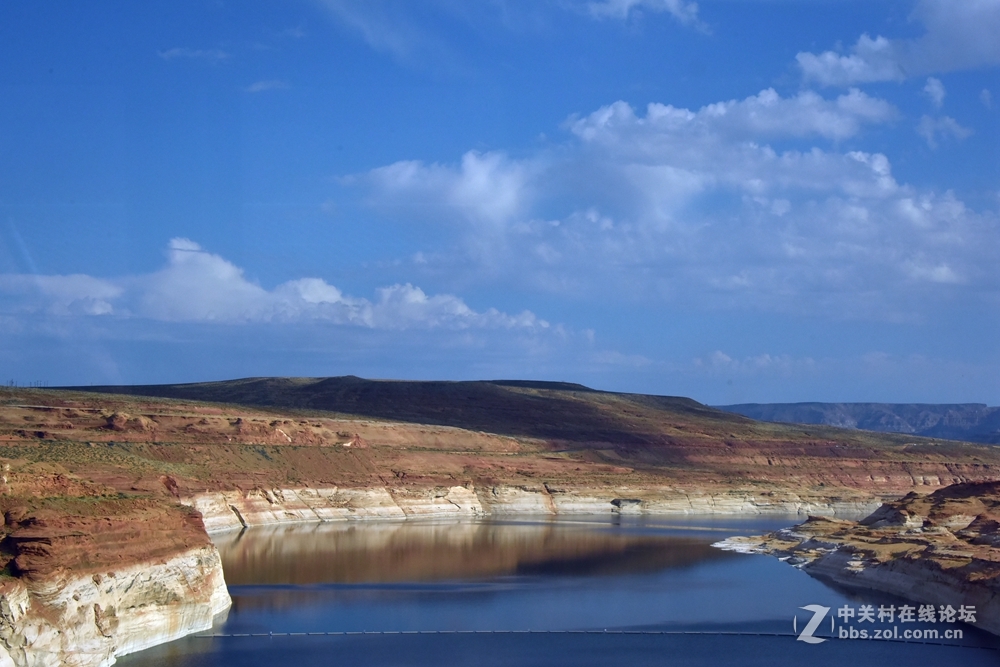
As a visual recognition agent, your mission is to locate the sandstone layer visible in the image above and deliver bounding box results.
[5,385,999,514]
[184,484,880,535]
[716,480,1000,636]
[0,546,229,667]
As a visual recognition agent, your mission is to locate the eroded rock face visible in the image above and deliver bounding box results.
[0,547,229,667]
[716,480,1000,636]
[0,503,230,667]
[184,484,881,535]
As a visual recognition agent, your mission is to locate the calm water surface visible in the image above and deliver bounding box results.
[119,516,1000,666]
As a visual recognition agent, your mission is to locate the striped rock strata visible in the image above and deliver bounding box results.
[184,484,880,533]
[0,546,229,667]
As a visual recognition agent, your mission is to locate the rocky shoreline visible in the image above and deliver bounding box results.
[183,484,881,534]
[715,480,1000,636]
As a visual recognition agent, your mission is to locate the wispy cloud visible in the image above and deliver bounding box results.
[315,0,432,61]
[0,274,122,316]
[313,0,709,74]
[245,80,290,93]
[585,0,704,29]
[916,115,973,148]
[157,47,230,62]
[278,25,307,39]
[923,77,945,107]
[693,350,816,376]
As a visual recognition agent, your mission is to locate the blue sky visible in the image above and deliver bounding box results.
[1,0,998,404]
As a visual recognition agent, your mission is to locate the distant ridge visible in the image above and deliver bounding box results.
[52,376,1000,502]
[717,402,1000,445]
[63,376,718,443]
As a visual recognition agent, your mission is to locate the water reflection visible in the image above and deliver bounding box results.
[214,519,740,586]
[118,517,1000,667]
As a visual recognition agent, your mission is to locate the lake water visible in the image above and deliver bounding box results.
[119,516,1000,666]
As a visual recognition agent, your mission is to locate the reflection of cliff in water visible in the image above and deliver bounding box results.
[214,520,739,587]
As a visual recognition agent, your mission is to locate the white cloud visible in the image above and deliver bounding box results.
[0,239,544,331]
[797,0,1000,85]
[982,89,994,109]
[916,115,974,148]
[357,90,891,242]
[797,35,904,86]
[561,91,900,215]
[136,238,278,323]
[158,47,230,62]
[363,150,534,227]
[586,0,703,28]
[923,77,946,107]
[572,88,895,143]
[245,80,290,93]
[354,87,998,321]
[369,284,543,329]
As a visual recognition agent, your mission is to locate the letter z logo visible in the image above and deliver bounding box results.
[795,604,830,644]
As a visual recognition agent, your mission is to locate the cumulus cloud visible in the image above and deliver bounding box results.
[353,87,998,320]
[0,239,544,331]
[368,283,542,329]
[359,88,895,233]
[797,0,1000,85]
[797,35,904,86]
[362,150,535,227]
[916,115,974,148]
[571,88,896,143]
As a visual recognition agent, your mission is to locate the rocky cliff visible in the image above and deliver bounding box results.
[716,480,1000,636]
[0,547,229,667]
[0,500,230,667]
